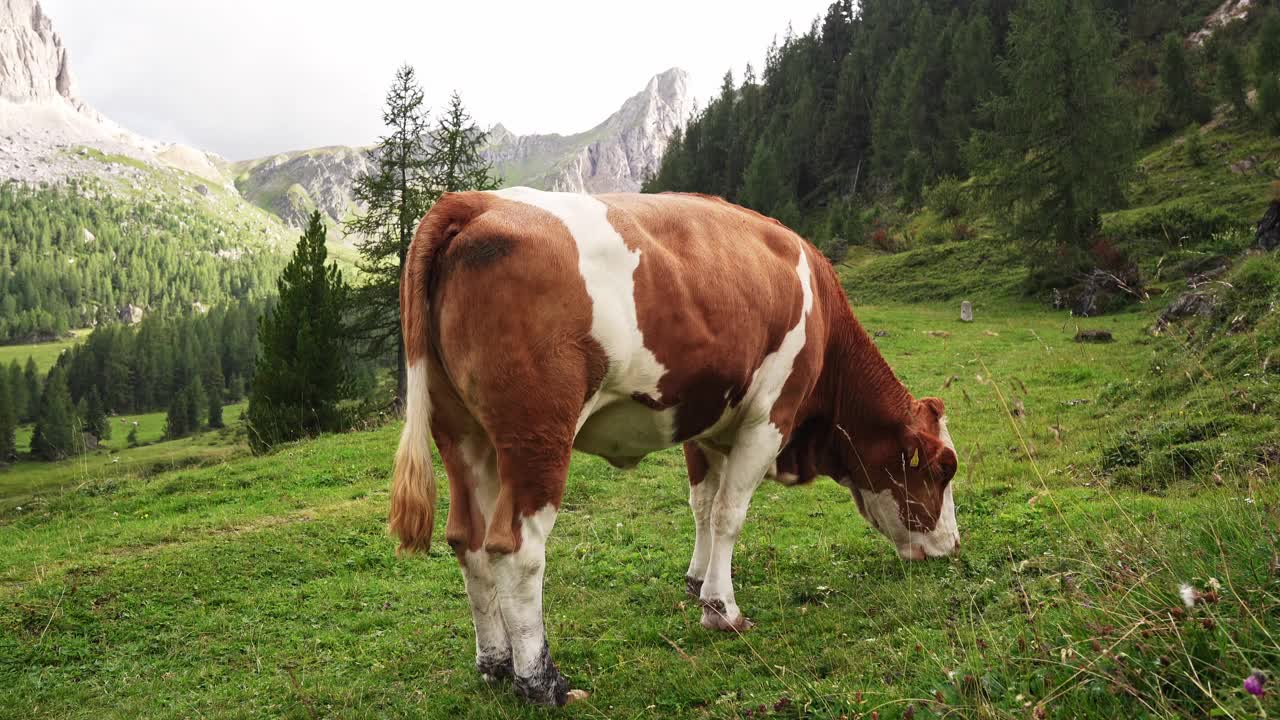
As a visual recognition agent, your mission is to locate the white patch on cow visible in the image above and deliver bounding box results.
[494,187,675,456]
[686,448,725,583]
[490,504,559,678]
[856,484,959,560]
[738,246,814,430]
[457,437,509,677]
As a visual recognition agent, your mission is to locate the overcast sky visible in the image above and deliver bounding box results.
[40,0,832,161]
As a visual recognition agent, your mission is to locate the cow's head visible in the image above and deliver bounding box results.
[840,397,959,560]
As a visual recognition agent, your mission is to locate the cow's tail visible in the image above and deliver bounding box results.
[390,192,486,554]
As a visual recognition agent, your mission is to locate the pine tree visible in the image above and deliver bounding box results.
[0,371,16,461]
[6,360,24,427]
[185,379,207,433]
[973,0,1136,278]
[207,381,224,429]
[1217,46,1249,117]
[427,92,500,194]
[1158,34,1208,130]
[247,212,351,453]
[346,64,432,405]
[84,386,109,441]
[165,388,190,439]
[127,423,139,448]
[1255,14,1280,79]
[31,367,76,461]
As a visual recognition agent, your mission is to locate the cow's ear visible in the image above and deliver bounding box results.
[901,428,956,484]
[919,431,957,483]
[919,396,945,420]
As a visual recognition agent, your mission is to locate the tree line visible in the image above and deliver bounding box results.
[0,297,262,461]
[644,0,1280,278]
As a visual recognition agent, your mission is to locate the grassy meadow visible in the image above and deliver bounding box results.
[2,297,1276,719]
[0,330,89,374]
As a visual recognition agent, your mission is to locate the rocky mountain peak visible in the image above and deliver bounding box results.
[0,0,80,104]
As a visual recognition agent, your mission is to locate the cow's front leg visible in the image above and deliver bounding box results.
[699,425,780,631]
[684,443,726,599]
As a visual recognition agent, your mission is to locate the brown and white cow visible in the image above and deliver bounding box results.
[390,187,959,706]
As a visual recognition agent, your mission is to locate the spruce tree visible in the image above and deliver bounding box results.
[346,64,432,404]
[1159,34,1208,129]
[1217,46,1249,117]
[0,371,16,461]
[7,361,23,424]
[247,212,350,453]
[973,0,1136,278]
[1255,14,1280,79]
[30,367,76,461]
[23,357,40,423]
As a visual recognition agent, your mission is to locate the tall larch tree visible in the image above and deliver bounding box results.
[427,92,501,195]
[973,0,1136,278]
[347,64,432,406]
[31,366,76,461]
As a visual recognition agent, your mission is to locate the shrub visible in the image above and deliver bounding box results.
[1183,125,1206,166]
[821,236,849,263]
[1103,198,1240,245]
[925,176,969,219]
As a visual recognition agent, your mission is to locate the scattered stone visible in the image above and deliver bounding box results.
[194,183,209,196]
[925,330,952,338]
[1258,201,1280,252]
[1229,155,1260,175]
[81,227,94,243]
[1074,329,1113,343]
[873,329,890,338]
[960,300,974,322]
[1064,398,1091,406]
[1152,291,1215,334]
[119,303,144,324]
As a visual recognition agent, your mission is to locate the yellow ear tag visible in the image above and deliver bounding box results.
[910,449,921,468]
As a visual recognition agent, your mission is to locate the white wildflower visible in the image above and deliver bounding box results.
[1208,577,1222,592]
[1179,583,1197,608]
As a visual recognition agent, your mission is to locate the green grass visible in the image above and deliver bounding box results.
[0,330,90,373]
[1,303,1275,719]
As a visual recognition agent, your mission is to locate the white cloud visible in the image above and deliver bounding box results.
[42,0,832,160]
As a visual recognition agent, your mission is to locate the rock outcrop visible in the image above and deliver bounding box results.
[231,146,372,228]
[484,68,691,193]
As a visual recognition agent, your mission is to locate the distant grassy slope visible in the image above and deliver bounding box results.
[0,330,89,373]
[2,402,247,512]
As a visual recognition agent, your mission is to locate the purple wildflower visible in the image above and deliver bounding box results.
[1244,671,1266,697]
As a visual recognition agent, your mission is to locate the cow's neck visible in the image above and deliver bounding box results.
[821,302,914,435]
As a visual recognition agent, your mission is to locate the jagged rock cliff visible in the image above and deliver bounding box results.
[0,0,227,184]
[484,68,690,193]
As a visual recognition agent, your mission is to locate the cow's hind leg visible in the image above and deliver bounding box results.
[439,432,513,682]
[684,442,725,599]
[699,424,782,632]
[486,440,587,706]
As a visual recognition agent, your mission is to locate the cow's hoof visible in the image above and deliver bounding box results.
[685,575,703,599]
[566,689,591,704]
[513,642,571,706]
[700,599,753,632]
[477,654,514,684]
